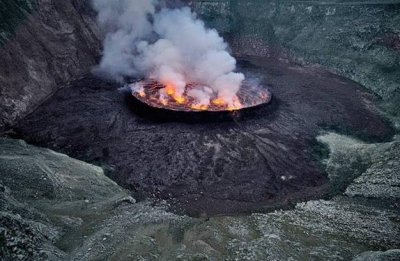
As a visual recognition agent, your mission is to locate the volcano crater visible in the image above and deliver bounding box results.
[11,56,394,216]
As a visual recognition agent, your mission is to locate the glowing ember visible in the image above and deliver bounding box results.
[191,104,209,111]
[130,80,271,112]
[138,90,146,98]
[212,97,226,106]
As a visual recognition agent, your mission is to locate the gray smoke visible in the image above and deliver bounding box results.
[92,0,244,107]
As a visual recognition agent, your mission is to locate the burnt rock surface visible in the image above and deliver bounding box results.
[0,0,101,131]
[192,1,400,125]
[12,56,394,216]
[1,136,399,260]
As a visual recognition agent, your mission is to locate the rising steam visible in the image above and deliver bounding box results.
[92,0,245,107]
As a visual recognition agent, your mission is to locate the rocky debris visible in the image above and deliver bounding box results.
[345,137,400,200]
[0,0,101,130]
[1,131,399,260]
[0,184,64,260]
[211,197,399,260]
[353,249,400,261]
[316,133,400,200]
[0,138,126,202]
[0,0,36,45]
[0,1,399,259]
[191,0,400,127]
[12,56,394,215]
[170,132,400,260]
[0,138,131,260]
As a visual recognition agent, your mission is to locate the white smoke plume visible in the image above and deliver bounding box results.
[92,0,245,107]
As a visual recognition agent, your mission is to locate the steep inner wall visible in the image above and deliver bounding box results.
[0,0,399,130]
[190,0,400,125]
[0,0,36,45]
[0,0,101,130]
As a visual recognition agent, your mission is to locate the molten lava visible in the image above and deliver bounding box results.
[130,80,271,112]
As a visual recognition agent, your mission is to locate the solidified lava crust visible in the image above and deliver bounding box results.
[11,57,395,216]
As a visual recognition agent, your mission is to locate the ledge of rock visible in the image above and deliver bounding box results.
[1,135,399,260]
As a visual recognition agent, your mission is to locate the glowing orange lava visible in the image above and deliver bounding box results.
[212,96,243,111]
[138,90,146,98]
[211,97,226,106]
[165,83,176,96]
[174,96,186,104]
[131,80,271,112]
[165,83,186,104]
[191,104,209,111]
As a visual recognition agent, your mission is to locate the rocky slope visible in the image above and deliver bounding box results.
[1,0,399,130]
[190,0,400,127]
[1,0,399,260]
[0,0,100,130]
[1,134,399,260]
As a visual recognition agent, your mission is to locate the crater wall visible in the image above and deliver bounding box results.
[190,0,400,125]
[0,0,101,130]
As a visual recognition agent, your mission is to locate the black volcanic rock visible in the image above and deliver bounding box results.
[12,56,394,216]
[0,0,101,131]
[1,136,399,260]
[191,0,400,126]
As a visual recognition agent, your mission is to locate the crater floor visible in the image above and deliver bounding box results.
[12,56,394,216]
